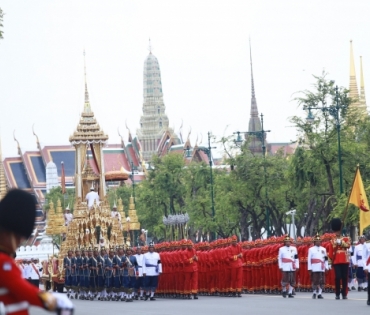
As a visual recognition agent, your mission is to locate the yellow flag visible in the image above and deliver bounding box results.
[349,167,370,234]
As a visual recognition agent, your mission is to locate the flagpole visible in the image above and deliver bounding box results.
[342,165,359,224]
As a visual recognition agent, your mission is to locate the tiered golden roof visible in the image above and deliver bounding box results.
[127,196,140,231]
[69,114,108,144]
[46,200,67,236]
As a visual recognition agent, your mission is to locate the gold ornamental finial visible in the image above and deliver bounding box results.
[83,50,91,113]
[32,124,42,152]
[13,130,21,156]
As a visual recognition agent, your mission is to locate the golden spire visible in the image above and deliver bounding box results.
[360,56,367,111]
[0,135,7,200]
[83,50,91,114]
[69,51,108,144]
[349,40,360,105]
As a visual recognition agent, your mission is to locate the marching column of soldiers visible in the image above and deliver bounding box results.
[61,229,370,302]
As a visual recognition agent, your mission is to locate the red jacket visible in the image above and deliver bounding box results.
[227,244,243,268]
[0,252,44,315]
[328,236,351,265]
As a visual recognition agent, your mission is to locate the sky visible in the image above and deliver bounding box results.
[0,0,369,158]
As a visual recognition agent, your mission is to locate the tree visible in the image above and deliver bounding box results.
[44,187,75,212]
[289,72,368,234]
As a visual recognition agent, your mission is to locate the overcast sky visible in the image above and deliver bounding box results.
[0,1,369,158]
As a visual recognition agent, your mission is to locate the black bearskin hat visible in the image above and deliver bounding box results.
[330,218,342,232]
[0,189,37,238]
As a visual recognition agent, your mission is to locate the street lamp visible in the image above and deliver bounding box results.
[184,132,217,240]
[233,113,271,237]
[286,209,296,240]
[303,85,345,194]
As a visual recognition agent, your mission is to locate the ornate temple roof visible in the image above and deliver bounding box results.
[69,52,109,145]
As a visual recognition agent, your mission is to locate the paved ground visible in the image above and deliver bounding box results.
[30,291,370,315]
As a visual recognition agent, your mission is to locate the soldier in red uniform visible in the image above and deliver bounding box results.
[0,189,73,314]
[328,218,351,300]
[227,235,243,297]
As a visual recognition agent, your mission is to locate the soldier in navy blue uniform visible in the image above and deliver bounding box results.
[81,248,90,300]
[104,248,115,301]
[75,250,83,299]
[64,250,73,298]
[96,247,106,300]
[126,247,138,302]
[112,247,122,301]
[88,248,98,300]
[72,249,81,299]
[118,247,127,301]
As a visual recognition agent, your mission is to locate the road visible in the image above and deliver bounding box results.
[30,291,369,315]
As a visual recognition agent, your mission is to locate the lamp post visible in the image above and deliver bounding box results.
[286,209,296,240]
[130,161,136,203]
[304,85,344,194]
[184,132,217,240]
[234,113,271,237]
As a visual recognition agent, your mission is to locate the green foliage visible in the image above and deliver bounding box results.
[102,72,370,240]
[44,187,75,212]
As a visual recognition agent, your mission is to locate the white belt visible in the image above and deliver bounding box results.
[0,288,9,296]
[5,301,29,313]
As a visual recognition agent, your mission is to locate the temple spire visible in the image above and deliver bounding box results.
[360,56,367,111]
[0,135,7,200]
[248,39,261,131]
[250,38,256,100]
[349,40,359,104]
[83,50,91,113]
[148,38,152,54]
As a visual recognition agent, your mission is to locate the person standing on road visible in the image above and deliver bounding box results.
[354,235,367,291]
[142,242,162,300]
[307,233,329,299]
[278,235,299,298]
[328,218,351,300]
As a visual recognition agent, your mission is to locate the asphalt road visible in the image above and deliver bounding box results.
[30,291,369,315]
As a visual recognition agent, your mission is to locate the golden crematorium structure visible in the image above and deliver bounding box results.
[46,65,140,270]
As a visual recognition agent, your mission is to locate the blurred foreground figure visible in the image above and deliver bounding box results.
[0,189,74,315]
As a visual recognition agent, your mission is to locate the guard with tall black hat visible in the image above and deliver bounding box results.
[328,218,351,300]
[0,189,74,314]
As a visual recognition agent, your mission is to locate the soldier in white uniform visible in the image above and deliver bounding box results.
[354,235,367,291]
[30,258,42,288]
[134,247,145,300]
[23,259,32,283]
[307,233,328,299]
[278,235,299,298]
[142,243,162,301]
[363,239,370,294]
